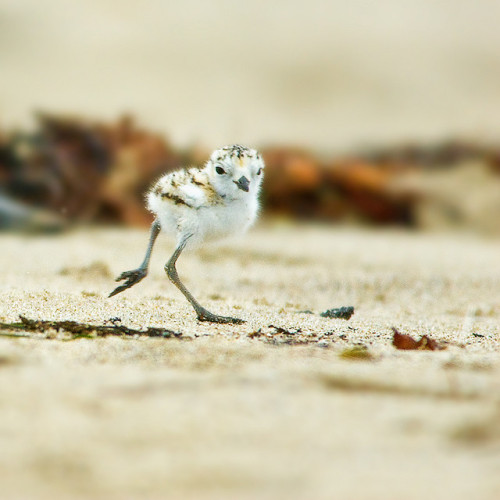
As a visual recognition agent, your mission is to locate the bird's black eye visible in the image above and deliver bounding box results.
[216,166,226,175]
[257,168,262,175]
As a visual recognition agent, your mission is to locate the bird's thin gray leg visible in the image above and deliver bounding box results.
[165,236,245,324]
[109,219,161,297]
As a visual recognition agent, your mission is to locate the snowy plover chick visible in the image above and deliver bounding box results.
[109,144,265,324]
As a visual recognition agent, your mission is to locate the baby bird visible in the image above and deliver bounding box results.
[109,144,265,324]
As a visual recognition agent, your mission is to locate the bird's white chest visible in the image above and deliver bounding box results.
[197,196,257,241]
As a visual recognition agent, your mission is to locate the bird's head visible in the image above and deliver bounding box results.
[206,145,264,199]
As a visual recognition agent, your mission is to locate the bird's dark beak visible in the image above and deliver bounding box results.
[234,176,250,192]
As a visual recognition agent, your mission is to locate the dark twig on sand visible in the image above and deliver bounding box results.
[0,316,182,339]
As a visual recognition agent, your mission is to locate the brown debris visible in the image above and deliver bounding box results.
[0,113,182,227]
[1,113,499,230]
[391,327,445,351]
[261,148,418,224]
[268,324,302,335]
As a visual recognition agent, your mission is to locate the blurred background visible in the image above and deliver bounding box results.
[1,0,499,233]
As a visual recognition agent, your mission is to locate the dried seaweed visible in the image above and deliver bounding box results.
[0,316,182,339]
[247,325,311,345]
[2,112,498,231]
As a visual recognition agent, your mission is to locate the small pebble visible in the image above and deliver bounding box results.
[320,306,355,320]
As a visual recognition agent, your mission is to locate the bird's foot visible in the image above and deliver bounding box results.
[196,308,245,324]
[109,268,147,297]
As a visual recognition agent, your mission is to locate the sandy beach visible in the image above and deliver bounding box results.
[2,1,500,497]
[0,223,499,499]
